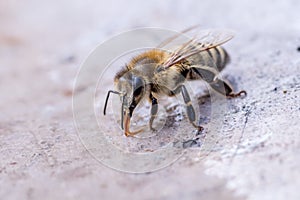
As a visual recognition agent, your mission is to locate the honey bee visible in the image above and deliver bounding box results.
[103,27,246,136]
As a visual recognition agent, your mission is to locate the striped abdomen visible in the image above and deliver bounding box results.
[188,45,230,72]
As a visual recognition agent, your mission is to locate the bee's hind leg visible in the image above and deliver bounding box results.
[190,65,246,98]
[209,78,247,98]
[149,93,158,131]
[180,85,204,132]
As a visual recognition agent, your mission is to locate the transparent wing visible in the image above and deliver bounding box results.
[160,28,234,69]
[157,25,200,48]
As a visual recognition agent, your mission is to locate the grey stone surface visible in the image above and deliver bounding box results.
[0,0,299,199]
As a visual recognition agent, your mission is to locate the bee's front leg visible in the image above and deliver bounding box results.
[149,93,158,131]
[124,111,144,137]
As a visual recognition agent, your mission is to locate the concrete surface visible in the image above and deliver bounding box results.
[0,0,299,199]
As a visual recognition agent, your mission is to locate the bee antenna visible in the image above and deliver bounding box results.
[103,90,121,115]
[120,94,126,130]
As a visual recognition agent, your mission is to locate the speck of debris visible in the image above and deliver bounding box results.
[274,50,281,56]
[283,90,287,94]
[61,55,76,64]
[274,87,277,92]
[297,46,300,52]
[63,89,73,96]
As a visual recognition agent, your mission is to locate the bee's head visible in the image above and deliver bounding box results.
[116,73,145,116]
[104,72,145,131]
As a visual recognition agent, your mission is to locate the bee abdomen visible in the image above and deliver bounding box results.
[189,46,230,72]
[186,46,230,80]
[206,46,230,72]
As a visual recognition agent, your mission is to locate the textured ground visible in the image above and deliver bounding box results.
[0,0,300,199]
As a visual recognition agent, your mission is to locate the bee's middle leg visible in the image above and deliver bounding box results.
[180,85,204,131]
[149,93,158,131]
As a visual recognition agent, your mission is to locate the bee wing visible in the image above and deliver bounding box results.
[157,25,201,48]
[161,29,234,68]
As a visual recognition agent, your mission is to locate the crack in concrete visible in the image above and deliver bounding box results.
[230,105,251,164]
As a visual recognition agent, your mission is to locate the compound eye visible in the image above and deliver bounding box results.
[133,86,143,96]
[132,76,144,96]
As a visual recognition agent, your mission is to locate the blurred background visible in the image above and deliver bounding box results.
[0,0,299,199]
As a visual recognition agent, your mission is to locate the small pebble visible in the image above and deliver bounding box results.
[61,55,76,63]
